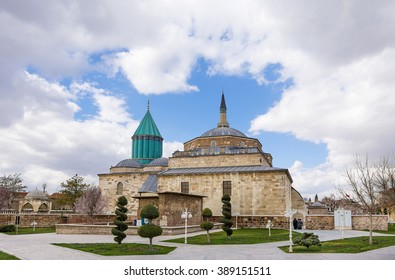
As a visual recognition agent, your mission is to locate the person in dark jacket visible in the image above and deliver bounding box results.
[293,218,298,229]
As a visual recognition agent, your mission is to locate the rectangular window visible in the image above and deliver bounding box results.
[181,182,189,194]
[223,181,232,196]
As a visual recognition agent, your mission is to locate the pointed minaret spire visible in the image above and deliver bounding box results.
[147,99,150,111]
[217,90,229,128]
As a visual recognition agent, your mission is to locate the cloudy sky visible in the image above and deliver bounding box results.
[1,0,394,199]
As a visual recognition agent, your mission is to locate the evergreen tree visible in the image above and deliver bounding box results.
[220,194,233,239]
[137,204,163,250]
[200,208,214,243]
[59,174,90,210]
[111,196,128,245]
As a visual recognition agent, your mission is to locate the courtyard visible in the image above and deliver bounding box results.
[0,229,394,260]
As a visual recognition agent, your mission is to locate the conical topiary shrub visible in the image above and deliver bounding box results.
[220,194,233,239]
[111,195,128,245]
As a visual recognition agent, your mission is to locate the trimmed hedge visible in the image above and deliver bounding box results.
[0,225,16,232]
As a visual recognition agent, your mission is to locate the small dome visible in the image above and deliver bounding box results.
[311,201,325,207]
[115,158,142,168]
[201,127,247,137]
[148,157,169,166]
[25,189,48,200]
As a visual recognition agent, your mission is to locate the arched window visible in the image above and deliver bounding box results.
[38,203,49,212]
[210,140,217,147]
[116,182,123,195]
[240,141,245,147]
[22,203,33,212]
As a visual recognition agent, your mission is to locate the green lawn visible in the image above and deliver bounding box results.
[0,251,19,260]
[2,227,56,235]
[372,223,395,234]
[280,235,395,253]
[53,243,176,256]
[164,228,302,245]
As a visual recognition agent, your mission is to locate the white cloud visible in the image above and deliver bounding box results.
[0,72,139,193]
[1,0,395,198]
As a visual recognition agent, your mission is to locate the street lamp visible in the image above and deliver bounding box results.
[266,219,273,236]
[284,208,297,253]
[233,211,240,229]
[181,208,192,244]
[339,208,345,239]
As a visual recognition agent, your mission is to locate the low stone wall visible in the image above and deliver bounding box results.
[2,213,388,231]
[0,213,137,228]
[55,223,222,235]
[305,215,334,230]
[352,215,388,231]
[212,215,289,229]
[0,213,65,228]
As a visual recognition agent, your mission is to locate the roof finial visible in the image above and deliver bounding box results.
[218,90,229,128]
[147,99,150,111]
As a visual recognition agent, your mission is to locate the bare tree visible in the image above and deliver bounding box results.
[337,155,379,245]
[321,194,339,212]
[75,187,107,224]
[0,188,12,210]
[374,156,395,214]
[0,173,26,192]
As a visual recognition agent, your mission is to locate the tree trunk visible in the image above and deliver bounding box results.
[206,230,210,243]
[149,238,153,251]
[369,212,373,245]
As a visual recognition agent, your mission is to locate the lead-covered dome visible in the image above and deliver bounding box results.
[148,157,168,166]
[201,127,246,137]
[25,189,48,200]
[115,158,142,168]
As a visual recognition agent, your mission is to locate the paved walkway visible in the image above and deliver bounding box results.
[0,229,394,260]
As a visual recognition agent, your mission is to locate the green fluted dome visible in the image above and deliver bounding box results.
[133,110,162,138]
[132,107,163,165]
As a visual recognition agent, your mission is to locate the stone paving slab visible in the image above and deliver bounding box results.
[0,229,394,260]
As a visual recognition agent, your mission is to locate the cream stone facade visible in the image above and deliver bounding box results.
[99,93,307,227]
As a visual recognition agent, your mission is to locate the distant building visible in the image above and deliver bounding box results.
[99,92,307,226]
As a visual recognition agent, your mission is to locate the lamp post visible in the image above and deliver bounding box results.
[181,208,192,244]
[31,212,37,231]
[233,211,240,229]
[339,208,345,239]
[266,219,273,236]
[284,208,297,253]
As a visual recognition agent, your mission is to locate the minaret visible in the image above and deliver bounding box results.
[217,91,229,128]
[131,101,163,164]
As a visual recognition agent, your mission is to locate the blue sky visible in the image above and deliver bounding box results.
[1,1,395,199]
[74,57,326,168]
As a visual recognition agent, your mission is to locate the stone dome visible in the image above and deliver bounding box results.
[115,158,142,168]
[148,157,169,166]
[25,189,48,200]
[201,127,247,137]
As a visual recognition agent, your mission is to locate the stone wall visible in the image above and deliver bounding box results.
[158,193,203,227]
[99,172,148,215]
[352,215,388,231]
[0,213,136,228]
[305,215,334,230]
[168,153,269,169]
[159,171,293,217]
[183,135,262,151]
[56,223,222,235]
[212,215,289,229]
